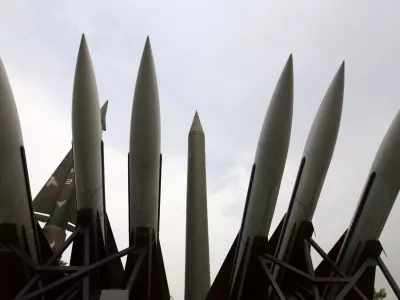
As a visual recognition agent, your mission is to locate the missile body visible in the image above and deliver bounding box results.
[231,55,293,291]
[337,108,400,274]
[275,63,345,264]
[0,57,39,262]
[185,112,210,300]
[72,35,105,239]
[129,37,161,243]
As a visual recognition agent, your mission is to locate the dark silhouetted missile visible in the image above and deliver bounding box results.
[33,102,109,251]
[71,34,105,239]
[128,37,161,243]
[275,62,345,265]
[230,55,293,294]
[0,57,40,262]
[185,112,210,300]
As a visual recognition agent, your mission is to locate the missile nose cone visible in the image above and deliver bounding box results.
[276,54,293,94]
[373,109,400,181]
[303,62,345,157]
[327,61,345,100]
[189,111,204,134]
[267,54,294,116]
[72,35,101,144]
[0,56,23,145]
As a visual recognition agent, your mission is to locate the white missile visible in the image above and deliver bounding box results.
[231,55,293,293]
[276,62,345,264]
[0,57,39,262]
[129,37,161,243]
[337,107,400,275]
[185,112,210,300]
[72,34,105,239]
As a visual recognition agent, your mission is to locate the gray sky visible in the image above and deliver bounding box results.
[1,1,400,299]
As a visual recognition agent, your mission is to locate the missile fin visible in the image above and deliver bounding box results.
[103,213,124,288]
[32,150,74,216]
[267,215,286,256]
[101,100,109,131]
[35,221,53,263]
[206,234,239,300]
[151,242,170,298]
[314,230,347,277]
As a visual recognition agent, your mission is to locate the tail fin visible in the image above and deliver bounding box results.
[315,230,347,277]
[101,100,109,131]
[32,150,74,217]
[206,234,239,300]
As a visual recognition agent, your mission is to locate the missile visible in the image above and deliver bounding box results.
[185,112,210,300]
[124,37,169,297]
[321,108,400,299]
[230,55,293,294]
[275,62,345,266]
[71,34,105,239]
[339,108,400,271]
[33,102,109,251]
[0,57,40,262]
[128,37,161,244]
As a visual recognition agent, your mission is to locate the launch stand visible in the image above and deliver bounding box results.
[238,222,400,300]
[0,221,169,299]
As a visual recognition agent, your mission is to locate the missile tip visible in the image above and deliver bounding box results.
[190,111,203,134]
[283,53,294,76]
[80,33,87,45]
[79,33,90,54]
[339,60,345,73]
[145,36,151,46]
[288,53,293,63]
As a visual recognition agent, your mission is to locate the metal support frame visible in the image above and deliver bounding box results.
[0,224,149,300]
[377,257,400,299]
[255,233,400,300]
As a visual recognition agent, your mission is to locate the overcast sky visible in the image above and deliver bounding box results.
[1,1,400,299]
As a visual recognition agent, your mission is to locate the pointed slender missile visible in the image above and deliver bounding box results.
[72,34,106,239]
[231,55,293,293]
[276,62,345,264]
[326,108,400,299]
[34,102,109,251]
[0,57,39,262]
[337,108,400,274]
[129,37,161,243]
[185,112,210,300]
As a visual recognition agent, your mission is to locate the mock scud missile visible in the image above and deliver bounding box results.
[274,62,345,271]
[128,37,161,244]
[229,55,294,296]
[323,108,400,299]
[185,112,210,300]
[33,102,109,251]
